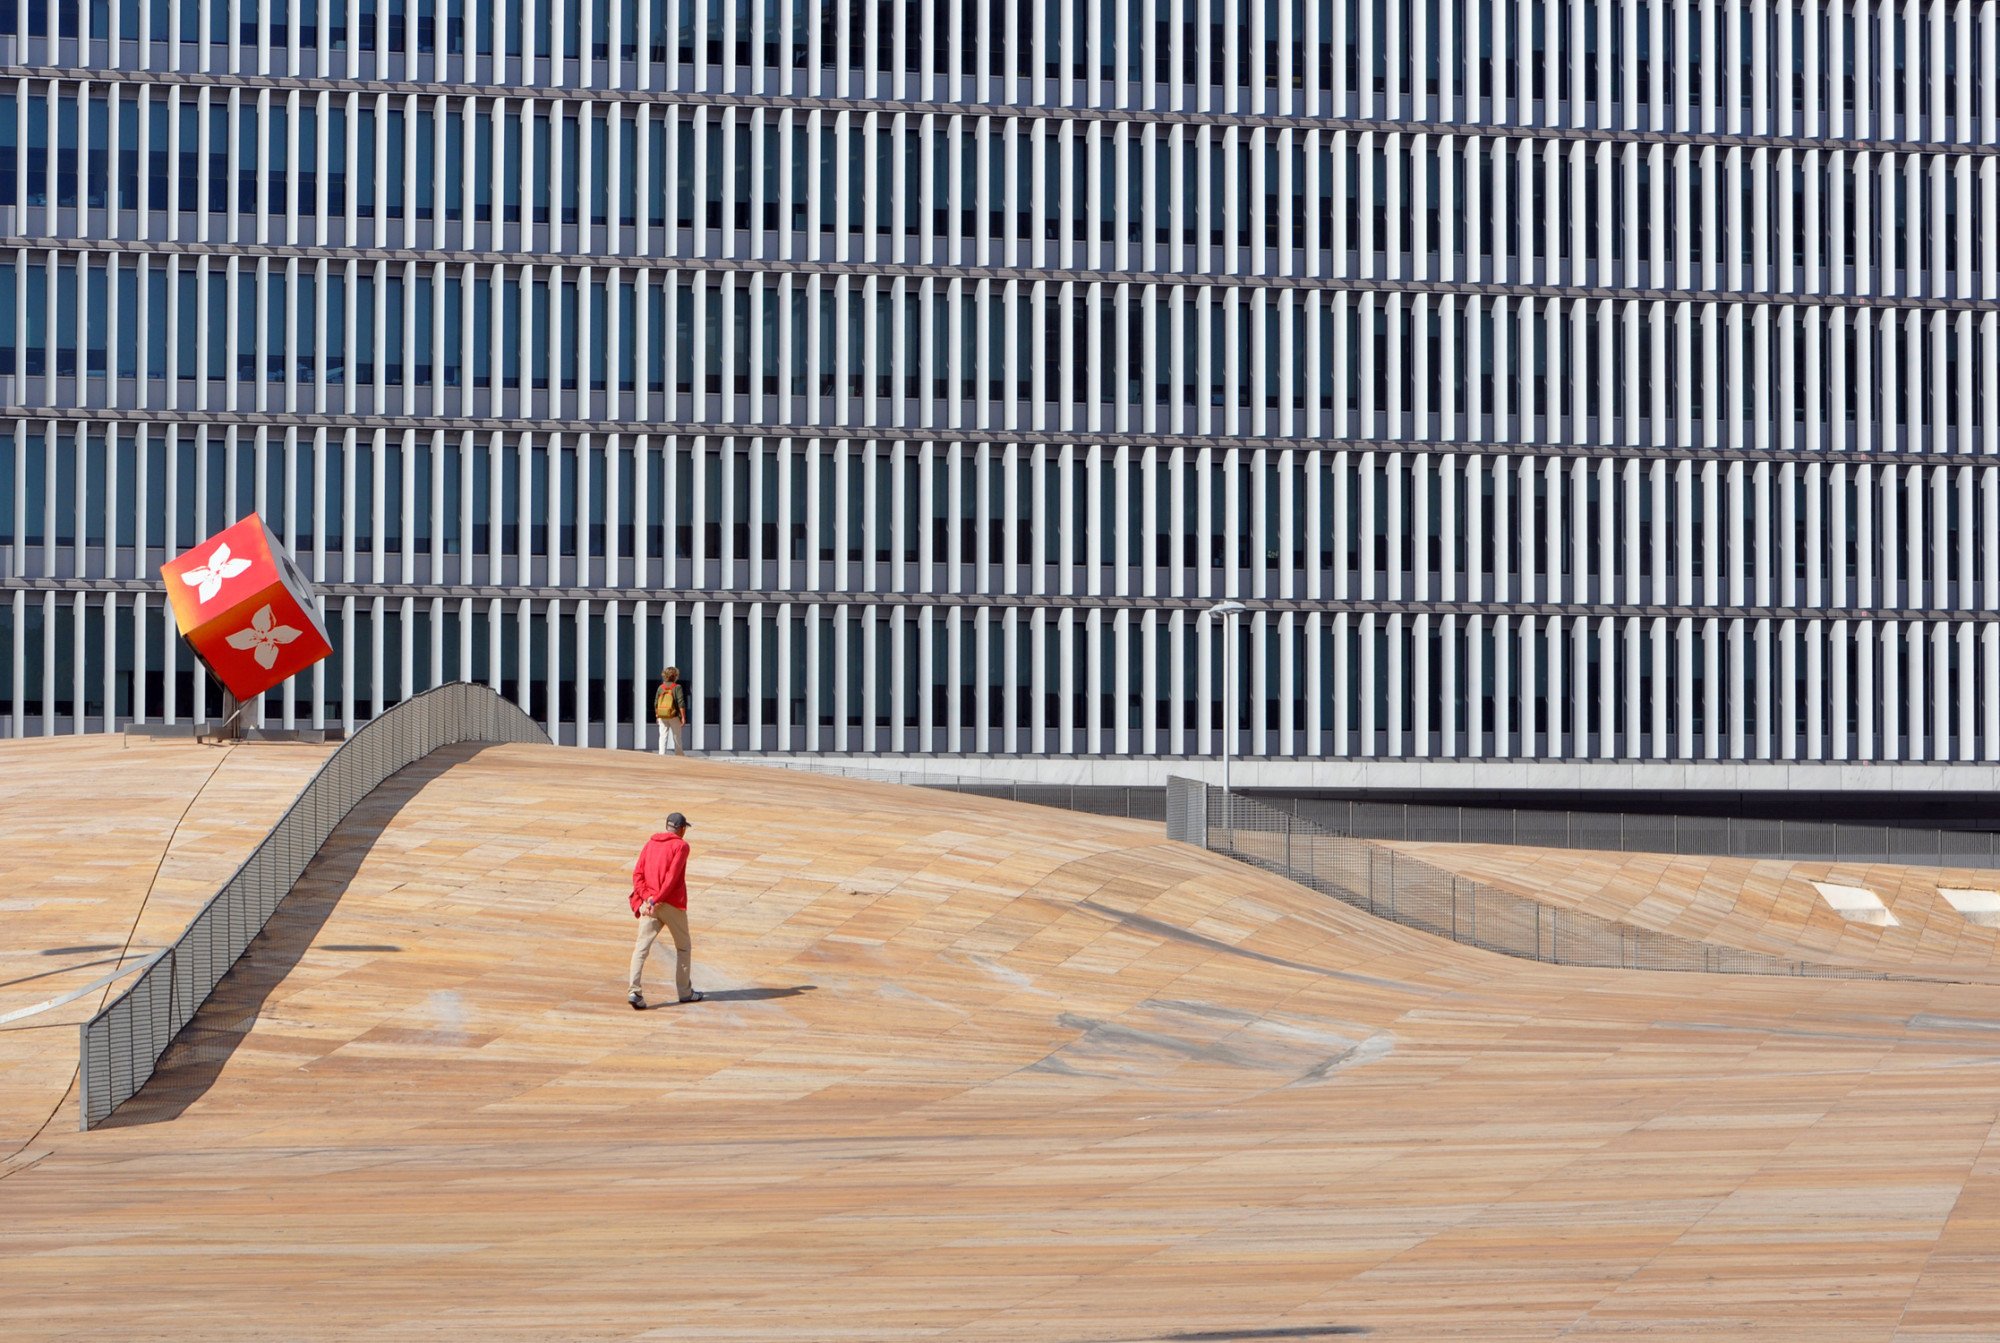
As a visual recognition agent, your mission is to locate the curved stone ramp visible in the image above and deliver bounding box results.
[2,743,1999,1341]
[1391,840,2000,980]
[0,735,331,1160]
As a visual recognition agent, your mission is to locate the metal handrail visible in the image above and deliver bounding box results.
[77,682,549,1130]
[1166,776,1909,982]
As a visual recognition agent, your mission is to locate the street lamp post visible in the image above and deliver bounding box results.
[1207,600,1247,796]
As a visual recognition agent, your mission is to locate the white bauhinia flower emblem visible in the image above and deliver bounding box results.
[224,605,302,670]
[180,542,252,604]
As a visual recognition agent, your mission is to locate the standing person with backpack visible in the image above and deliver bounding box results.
[653,666,690,755]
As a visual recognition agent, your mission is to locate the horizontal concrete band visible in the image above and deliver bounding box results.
[738,751,2000,791]
[0,66,1992,158]
[3,408,1997,472]
[3,575,1994,624]
[3,236,1992,315]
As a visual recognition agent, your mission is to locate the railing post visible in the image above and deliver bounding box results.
[76,1021,90,1131]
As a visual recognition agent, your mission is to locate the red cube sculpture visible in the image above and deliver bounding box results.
[160,514,333,702]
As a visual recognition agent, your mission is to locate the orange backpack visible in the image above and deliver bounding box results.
[654,681,685,719]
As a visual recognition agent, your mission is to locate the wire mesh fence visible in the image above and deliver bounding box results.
[77,682,549,1131]
[1166,777,1887,980]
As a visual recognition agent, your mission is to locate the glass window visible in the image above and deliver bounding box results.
[267,105,288,215]
[590,109,609,226]
[416,109,435,219]
[237,103,258,215]
[54,259,77,378]
[0,260,16,379]
[736,121,752,231]
[703,281,721,395]
[357,271,376,382]
[705,121,722,230]
[235,267,256,381]
[647,283,665,393]
[649,114,668,225]
[530,278,549,388]
[358,107,377,214]
[386,109,406,218]
[89,96,113,213]
[618,280,636,392]
[326,271,347,382]
[593,281,612,393]
[85,260,106,377]
[529,442,548,554]
[560,279,579,390]
[296,272,316,382]
[473,276,491,384]
[173,267,194,380]
[385,273,405,383]
[0,96,16,209]
[328,106,348,213]
[444,276,461,386]
[26,94,46,208]
[52,92,75,209]
[206,103,228,212]
[502,276,520,384]
[675,278,692,395]
[619,115,637,227]
[791,123,806,230]
[413,275,432,385]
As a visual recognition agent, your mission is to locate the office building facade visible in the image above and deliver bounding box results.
[1,1,1997,790]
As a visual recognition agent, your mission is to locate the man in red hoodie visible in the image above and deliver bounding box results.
[627,812,702,1008]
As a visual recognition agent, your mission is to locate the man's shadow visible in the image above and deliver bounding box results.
[645,985,816,1007]
[99,744,484,1128]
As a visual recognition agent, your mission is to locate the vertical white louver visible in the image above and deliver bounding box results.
[0,0,1993,782]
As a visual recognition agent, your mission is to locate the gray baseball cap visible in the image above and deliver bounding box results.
[665,812,691,829]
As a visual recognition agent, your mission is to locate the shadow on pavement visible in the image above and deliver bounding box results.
[648,985,818,1007]
[99,745,486,1129]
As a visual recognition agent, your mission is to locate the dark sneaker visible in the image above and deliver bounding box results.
[627,991,646,1010]
[679,991,705,1004]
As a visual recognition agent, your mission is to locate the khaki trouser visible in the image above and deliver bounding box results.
[629,902,692,1000]
[655,717,689,755]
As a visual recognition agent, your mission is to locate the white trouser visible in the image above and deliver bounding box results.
[656,718,688,755]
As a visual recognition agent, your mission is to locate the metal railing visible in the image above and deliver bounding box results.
[77,682,549,1130]
[1167,777,1890,980]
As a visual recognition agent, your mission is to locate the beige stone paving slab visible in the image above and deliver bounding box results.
[0,744,1999,1339]
[1393,839,2000,979]
[0,735,329,1152]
